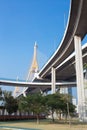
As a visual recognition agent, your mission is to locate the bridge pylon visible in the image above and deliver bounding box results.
[22,42,39,96]
[26,41,39,81]
[13,42,39,97]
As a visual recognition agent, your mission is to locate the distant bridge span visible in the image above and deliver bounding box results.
[0,79,76,88]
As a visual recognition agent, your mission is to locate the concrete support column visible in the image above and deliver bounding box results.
[74,35,85,120]
[51,67,56,94]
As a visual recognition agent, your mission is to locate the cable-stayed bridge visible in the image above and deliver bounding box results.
[0,43,87,96]
[0,0,87,121]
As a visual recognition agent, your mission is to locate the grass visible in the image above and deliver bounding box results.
[0,119,87,130]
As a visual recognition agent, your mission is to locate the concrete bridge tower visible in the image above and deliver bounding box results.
[13,42,39,97]
[26,41,39,81]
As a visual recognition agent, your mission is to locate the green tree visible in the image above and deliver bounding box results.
[84,63,87,79]
[45,93,76,122]
[19,93,46,124]
[18,96,29,115]
[0,87,3,100]
[84,63,87,70]
[18,92,76,123]
[45,93,62,122]
[3,91,18,115]
[0,87,4,115]
[61,93,76,123]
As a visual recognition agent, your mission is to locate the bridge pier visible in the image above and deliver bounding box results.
[51,67,56,94]
[74,35,86,121]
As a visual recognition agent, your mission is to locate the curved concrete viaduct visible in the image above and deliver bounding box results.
[37,43,87,81]
[39,0,87,78]
[37,0,87,121]
[54,43,87,81]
